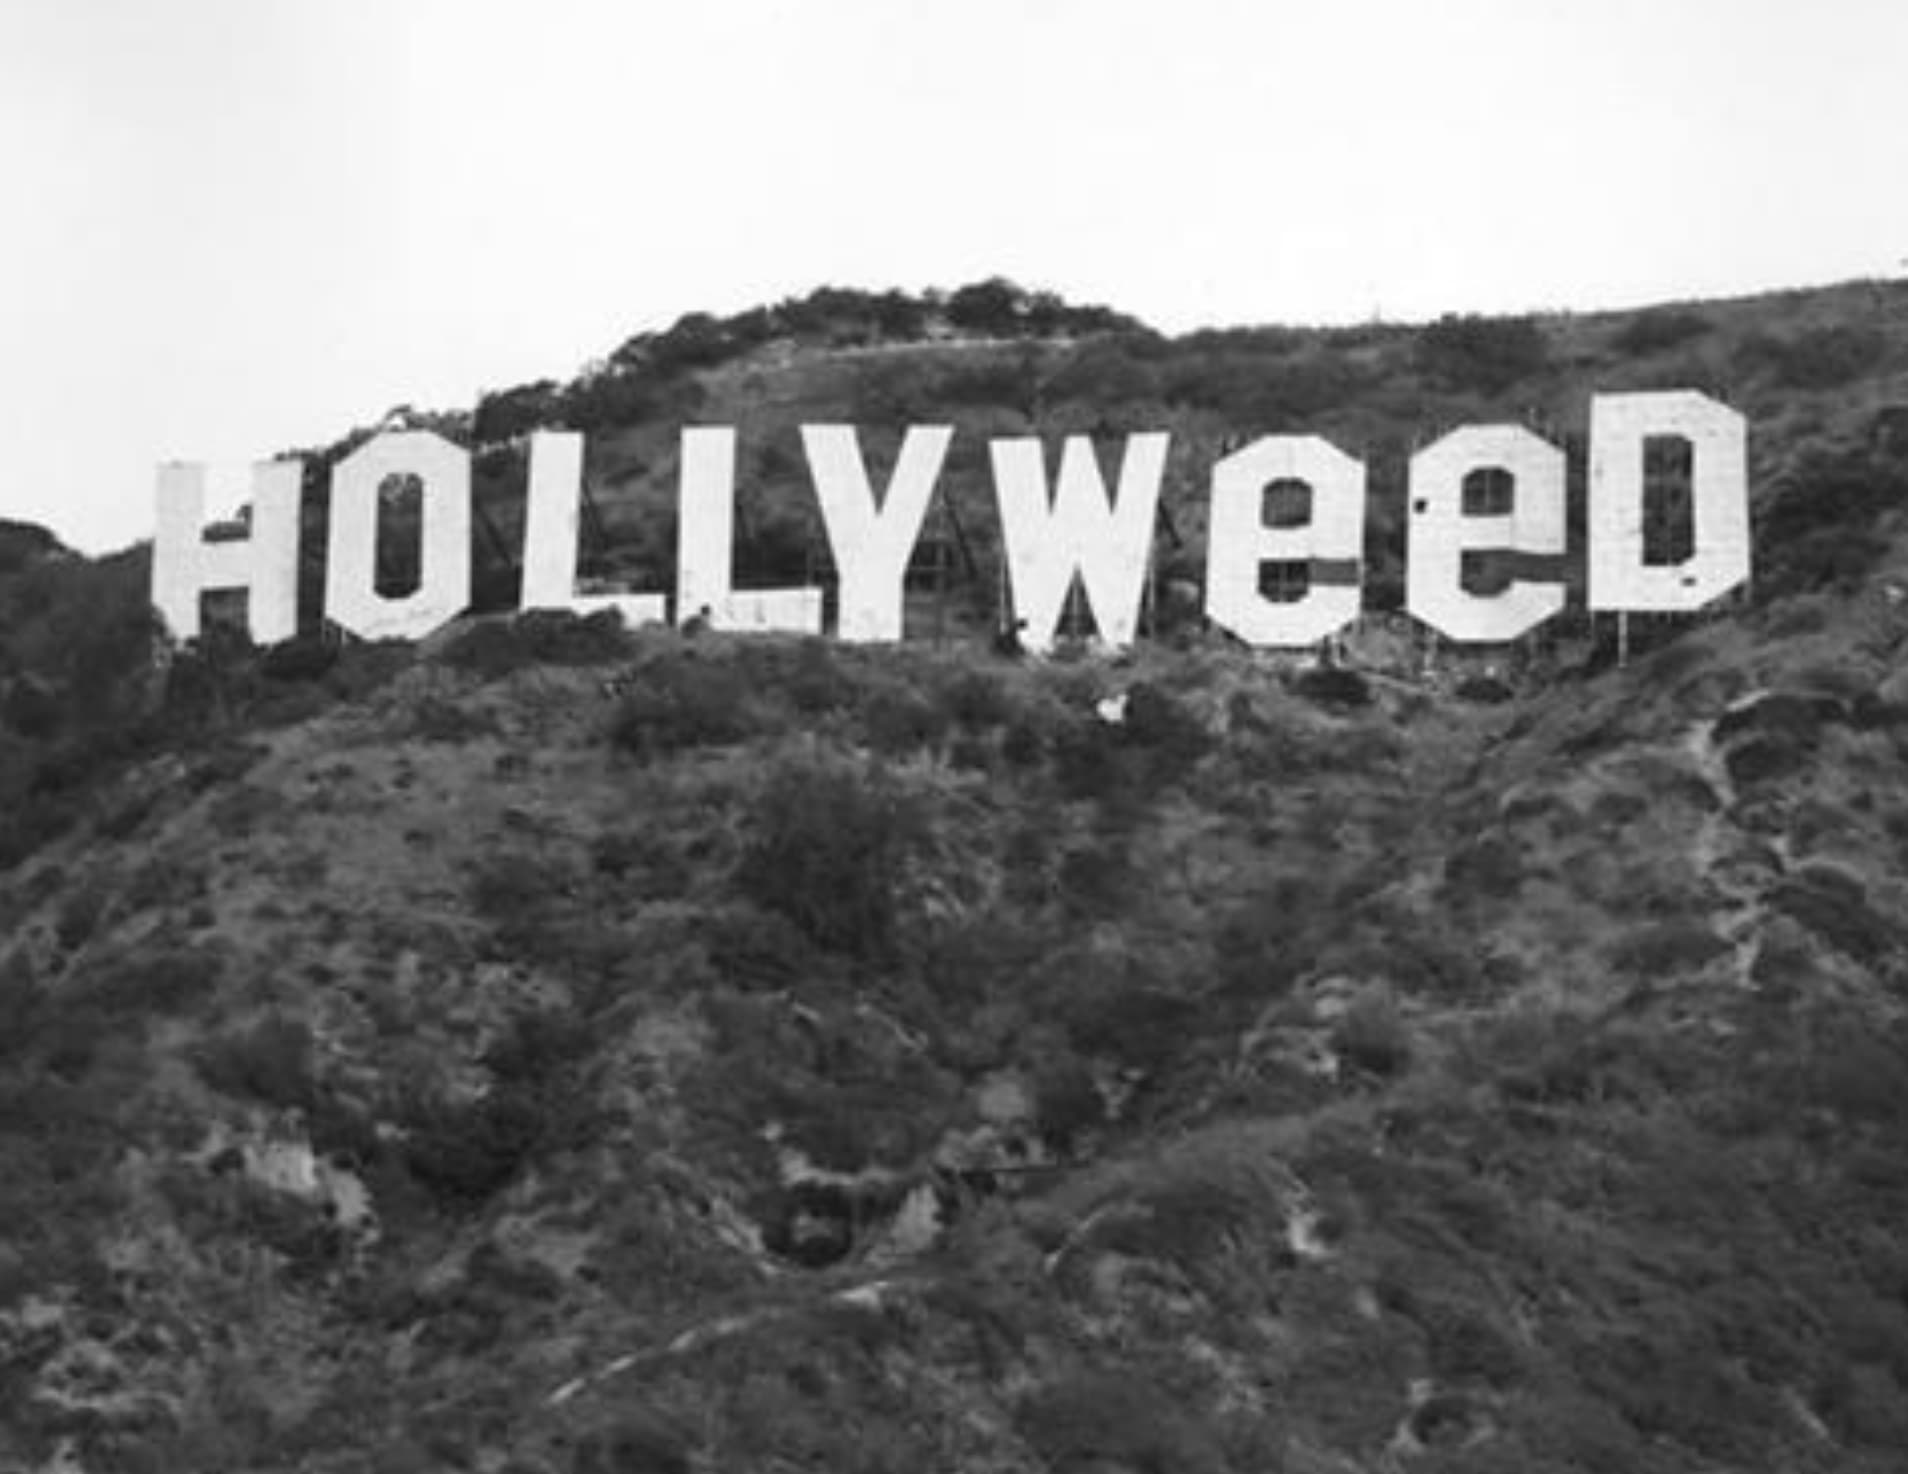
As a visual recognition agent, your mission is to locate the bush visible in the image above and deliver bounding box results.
[1754,433,1908,596]
[1740,324,1888,389]
[1770,865,1898,965]
[857,682,947,755]
[734,754,923,962]
[70,945,220,1016]
[401,1090,548,1205]
[259,635,340,683]
[1214,874,1331,1000]
[55,883,109,951]
[1443,832,1522,897]
[399,1010,601,1205]
[193,1014,317,1111]
[1415,314,1550,394]
[1607,920,1731,978]
[440,609,631,679]
[1017,1372,1227,1474]
[945,277,1030,337]
[1454,673,1515,704]
[1611,308,1713,355]
[1333,990,1413,1077]
[1291,666,1372,710]
[609,656,758,757]
[573,1412,693,1474]
[1120,682,1208,767]
[941,667,1013,729]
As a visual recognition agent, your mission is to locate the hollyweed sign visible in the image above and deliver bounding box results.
[153,390,1748,654]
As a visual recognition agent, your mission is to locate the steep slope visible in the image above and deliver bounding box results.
[3,591,1907,1471]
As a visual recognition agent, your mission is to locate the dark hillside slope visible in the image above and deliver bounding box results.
[2,280,1908,1471]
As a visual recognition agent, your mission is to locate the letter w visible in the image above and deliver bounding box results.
[989,433,1167,652]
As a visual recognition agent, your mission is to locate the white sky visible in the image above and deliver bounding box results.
[3,0,1905,553]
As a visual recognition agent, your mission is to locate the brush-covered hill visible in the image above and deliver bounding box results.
[4,280,1908,1473]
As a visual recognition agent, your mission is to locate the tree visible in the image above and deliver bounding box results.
[947,277,1028,337]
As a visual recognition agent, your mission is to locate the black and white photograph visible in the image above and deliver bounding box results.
[3,2,1908,1469]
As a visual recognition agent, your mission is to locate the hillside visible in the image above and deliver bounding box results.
[3,280,1908,1473]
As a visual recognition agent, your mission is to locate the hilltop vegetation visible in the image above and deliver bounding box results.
[3,278,1908,1471]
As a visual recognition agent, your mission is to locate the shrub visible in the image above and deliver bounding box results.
[1001,716,1045,768]
[193,1014,317,1111]
[857,682,947,755]
[1017,1372,1227,1474]
[408,695,498,743]
[609,656,758,757]
[55,883,110,951]
[1611,308,1713,355]
[941,667,1013,729]
[775,639,858,715]
[1332,990,1413,1077]
[1443,832,1523,897]
[931,355,1028,407]
[1043,337,1163,409]
[1801,1020,1908,1127]
[1740,323,1888,389]
[1770,865,1898,965]
[441,609,631,679]
[472,379,561,444]
[1753,434,1906,596]
[573,1412,693,1474]
[1061,979,1198,1073]
[70,945,220,1016]
[1050,719,1127,800]
[258,635,340,683]
[1214,875,1330,1000]
[514,607,632,664]
[1416,1294,1526,1386]
[1454,673,1515,704]
[1291,665,1372,709]
[734,754,923,962]
[1607,919,1731,978]
[945,277,1030,337]
[1120,682,1208,767]
[396,1011,601,1205]
[401,1089,548,1205]
[1415,314,1550,394]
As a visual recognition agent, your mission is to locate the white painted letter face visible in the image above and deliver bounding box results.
[1588,391,1750,612]
[1205,435,1365,648]
[520,431,667,627]
[152,460,303,644]
[676,427,824,634]
[803,424,950,642]
[150,394,1757,650]
[990,433,1168,653]
[324,431,473,641]
[1407,425,1565,643]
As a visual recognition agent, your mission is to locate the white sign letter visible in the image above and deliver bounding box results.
[520,430,666,625]
[1205,436,1364,648]
[1407,425,1565,643]
[676,427,823,633]
[990,433,1167,653]
[1588,391,1749,612]
[152,460,302,644]
[803,424,950,642]
[324,431,472,641]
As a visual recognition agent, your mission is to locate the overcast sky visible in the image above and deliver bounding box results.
[3,0,1906,554]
